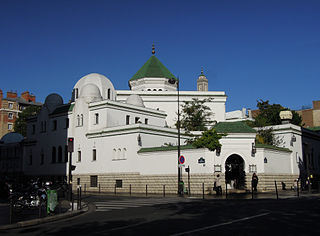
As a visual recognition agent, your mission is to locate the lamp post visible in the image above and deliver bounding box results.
[169,77,182,196]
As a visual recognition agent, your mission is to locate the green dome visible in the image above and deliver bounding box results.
[130,55,177,81]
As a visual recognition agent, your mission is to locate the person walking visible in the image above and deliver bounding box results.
[214,174,222,195]
[252,173,259,192]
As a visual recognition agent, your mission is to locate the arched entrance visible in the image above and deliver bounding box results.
[225,154,245,189]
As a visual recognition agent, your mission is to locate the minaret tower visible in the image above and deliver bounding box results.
[197,67,208,91]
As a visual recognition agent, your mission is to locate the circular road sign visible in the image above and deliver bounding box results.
[179,155,185,164]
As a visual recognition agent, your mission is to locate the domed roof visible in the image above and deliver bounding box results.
[126,94,145,107]
[45,93,63,113]
[1,132,24,144]
[80,83,102,103]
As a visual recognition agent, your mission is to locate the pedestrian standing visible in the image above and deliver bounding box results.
[252,173,259,192]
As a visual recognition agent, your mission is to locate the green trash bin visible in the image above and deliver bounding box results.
[47,190,58,214]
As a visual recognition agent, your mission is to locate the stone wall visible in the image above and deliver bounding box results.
[72,173,299,195]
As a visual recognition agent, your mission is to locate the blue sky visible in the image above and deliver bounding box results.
[0,0,319,111]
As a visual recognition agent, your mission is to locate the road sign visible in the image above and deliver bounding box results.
[179,155,185,164]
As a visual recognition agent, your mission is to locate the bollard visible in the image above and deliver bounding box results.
[225,183,228,199]
[251,181,254,200]
[39,199,42,218]
[130,184,132,196]
[79,186,82,210]
[202,183,205,199]
[9,198,13,224]
[146,184,148,197]
[275,181,279,200]
[163,185,166,197]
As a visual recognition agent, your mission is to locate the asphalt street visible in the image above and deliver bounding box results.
[1,194,320,236]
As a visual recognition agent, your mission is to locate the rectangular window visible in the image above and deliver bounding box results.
[95,113,99,124]
[77,178,80,185]
[53,120,57,130]
[92,149,96,161]
[126,115,130,125]
[78,151,81,162]
[90,175,98,187]
[116,180,123,188]
[65,118,69,129]
[8,103,13,109]
[249,165,257,173]
[135,117,140,124]
[8,124,13,130]
[8,113,13,119]
[145,118,148,124]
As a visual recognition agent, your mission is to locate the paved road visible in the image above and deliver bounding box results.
[1,195,320,235]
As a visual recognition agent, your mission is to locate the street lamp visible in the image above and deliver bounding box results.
[168,77,182,196]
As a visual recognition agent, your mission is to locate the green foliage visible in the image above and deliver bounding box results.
[14,105,41,136]
[256,128,284,147]
[177,98,213,131]
[191,128,225,151]
[253,99,302,127]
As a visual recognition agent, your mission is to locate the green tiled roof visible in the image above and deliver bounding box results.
[138,144,196,153]
[256,143,292,153]
[213,121,256,134]
[130,55,177,81]
[307,126,320,131]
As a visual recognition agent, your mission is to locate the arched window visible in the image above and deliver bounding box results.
[117,148,121,160]
[64,145,68,162]
[52,147,56,163]
[58,146,62,163]
[107,88,111,99]
[123,148,127,159]
[113,149,116,160]
[80,114,84,126]
[77,115,80,126]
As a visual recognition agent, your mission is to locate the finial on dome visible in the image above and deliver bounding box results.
[152,43,155,55]
[201,66,204,75]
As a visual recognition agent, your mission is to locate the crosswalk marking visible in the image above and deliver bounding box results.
[94,198,188,212]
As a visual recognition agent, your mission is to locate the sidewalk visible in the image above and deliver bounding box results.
[0,200,90,230]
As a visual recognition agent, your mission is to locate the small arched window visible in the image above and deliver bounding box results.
[77,115,80,126]
[107,88,111,99]
[58,146,62,163]
[123,148,127,159]
[80,114,84,126]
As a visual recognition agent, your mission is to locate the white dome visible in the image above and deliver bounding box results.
[80,83,102,103]
[45,93,63,113]
[126,94,145,107]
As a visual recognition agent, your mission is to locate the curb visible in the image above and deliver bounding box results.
[0,203,92,231]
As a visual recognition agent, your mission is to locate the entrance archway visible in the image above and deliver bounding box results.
[225,154,245,189]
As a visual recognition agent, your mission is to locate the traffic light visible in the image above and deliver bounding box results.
[68,137,74,153]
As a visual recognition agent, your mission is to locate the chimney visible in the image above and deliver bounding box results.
[21,91,31,102]
[7,91,18,98]
[312,101,320,110]
[29,94,36,103]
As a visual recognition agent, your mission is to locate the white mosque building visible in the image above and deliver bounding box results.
[21,50,320,194]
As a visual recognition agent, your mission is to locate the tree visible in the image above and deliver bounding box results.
[252,99,302,127]
[177,98,213,132]
[14,105,41,136]
[191,128,225,151]
[256,128,283,146]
